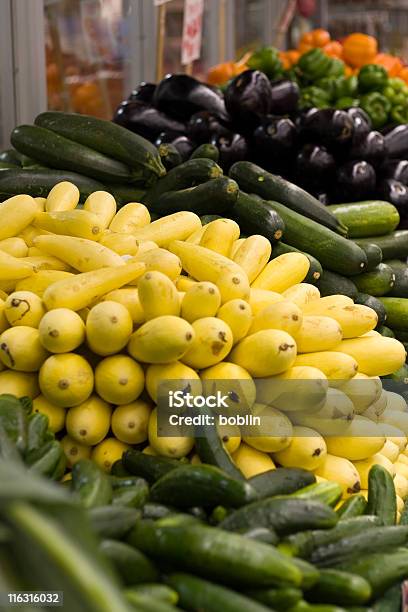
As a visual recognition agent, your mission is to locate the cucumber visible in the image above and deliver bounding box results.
[229,161,348,236]
[354,231,408,260]
[376,325,395,338]
[150,177,239,215]
[200,214,222,225]
[50,452,67,481]
[26,413,49,455]
[165,573,271,612]
[248,468,316,500]
[0,394,27,454]
[239,526,278,545]
[372,582,402,612]
[150,465,257,508]
[125,591,180,612]
[88,505,141,539]
[366,464,397,526]
[126,584,178,606]
[112,481,149,509]
[291,556,320,589]
[291,482,342,508]
[142,502,174,520]
[327,201,399,238]
[245,586,302,610]
[111,460,131,477]
[104,184,147,207]
[0,168,105,202]
[123,450,181,484]
[190,143,220,162]
[270,241,323,283]
[28,441,63,478]
[71,459,112,509]
[143,158,223,205]
[307,569,372,606]
[0,161,19,170]
[158,143,182,170]
[317,270,358,300]
[100,539,158,585]
[354,263,395,297]
[378,297,408,330]
[260,200,367,276]
[230,191,284,244]
[354,241,383,272]
[385,260,408,298]
[336,495,367,519]
[11,125,138,184]
[0,149,22,166]
[355,293,387,326]
[35,111,165,177]
[128,520,302,587]
[286,602,347,612]
[220,498,338,535]
[401,498,408,525]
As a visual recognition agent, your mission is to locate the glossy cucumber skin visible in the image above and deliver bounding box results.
[88,505,141,539]
[366,464,397,526]
[307,569,372,606]
[249,468,316,500]
[230,191,284,245]
[123,450,181,484]
[336,495,367,519]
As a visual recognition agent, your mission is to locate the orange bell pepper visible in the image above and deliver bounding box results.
[342,33,378,68]
[279,52,291,71]
[322,40,343,58]
[298,42,313,55]
[300,31,314,46]
[374,53,403,77]
[398,66,408,84]
[286,50,301,66]
[207,62,238,86]
[312,28,331,47]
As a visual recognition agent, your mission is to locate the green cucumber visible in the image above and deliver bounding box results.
[291,557,320,589]
[327,201,399,238]
[0,149,22,166]
[190,143,220,162]
[400,498,408,525]
[50,452,67,481]
[290,482,342,507]
[156,512,202,528]
[100,539,158,585]
[289,603,347,612]
[150,177,238,215]
[336,495,367,519]
[88,505,141,539]
[372,582,402,612]
[249,468,316,499]
[26,413,49,455]
[354,241,383,272]
[111,460,131,477]
[239,526,278,545]
[229,161,348,236]
[354,231,408,260]
[128,520,302,587]
[245,586,302,610]
[260,200,367,276]
[0,394,27,454]
[142,502,174,519]
[0,168,105,202]
[270,241,323,283]
[366,464,397,526]
[125,584,178,605]
[307,569,371,606]
[220,498,338,535]
[35,111,165,177]
[354,263,395,296]
[123,450,181,484]
[150,465,257,508]
[11,125,138,184]
[378,297,408,330]
[317,271,358,300]
[166,573,271,612]
[104,184,147,207]
[112,482,149,509]
[125,591,179,612]
[376,325,395,338]
[231,191,285,244]
[158,143,182,170]
[355,293,387,326]
[143,158,223,205]
[28,441,63,478]
[385,260,408,298]
[71,459,112,509]
[0,161,18,170]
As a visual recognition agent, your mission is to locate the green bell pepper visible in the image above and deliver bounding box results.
[315,76,339,101]
[299,86,331,109]
[326,57,345,78]
[333,75,358,100]
[335,97,360,109]
[360,92,391,129]
[358,64,388,93]
[298,48,333,81]
[248,46,283,79]
[390,104,408,124]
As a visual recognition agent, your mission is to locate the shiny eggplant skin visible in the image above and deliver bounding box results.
[128,82,156,103]
[295,143,335,189]
[298,108,354,147]
[336,160,376,201]
[253,117,297,161]
[380,160,408,186]
[224,70,273,133]
[384,125,408,158]
[169,136,197,162]
[114,100,186,141]
[349,131,387,166]
[153,74,227,121]
[269,79,300,115]
[210,133,248,172]
[348,107,372,144]
[187,111,230,144]
[377,179,408,210]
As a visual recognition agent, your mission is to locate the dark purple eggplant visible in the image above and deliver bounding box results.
[298,108,354,147]
[314,191,331,206]
[377,179,408,210]
[349,131,386,166]
[380,160,408,185]
[347,107,371,144]
[336,160,376,201]
[384,125,408,158]
[128,82,156,103]
[253,116,297,160]
[114,100,186,142]
[269,79,300,115]
[187,111,230,144]
[295,144,335,188]
[224,70,273,133]
[169,136,197,162]
[210,133,248,172]
[153,74,227,121]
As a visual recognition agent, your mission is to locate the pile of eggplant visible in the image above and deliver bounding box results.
[114,71,408,222]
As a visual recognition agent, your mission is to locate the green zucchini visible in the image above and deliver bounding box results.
[126,584,178,605]
[143,158,223,205]
[249,468,316,500]
[245,586,302,610]
[318,270,358,300]
[0,149,22,166]
[378,297,408,330]
[142,502,174,519]
[123,450,183,484]
[307,569,371,606]
[354,241,383,272]
[28,441,63,478]
[336,495,367,519]
[355,293,387,326]
[35,111,165,177]
[111,460,131,477]
[190,143,220,162]
[150,177,238,215]
[290,482,342,507]
[0,394,27,454]
[230,191,285,245]
[220,497,338,535]
[125,591,179,612]
[166,573,271,612]
[128,520,302,587]
[71,459,112,509]
[100,539,158,585]
[0,168,105,202]
[26,413,49,455]
[88,505,141,539]
[261,200,367,276]
[354,231,408,260]
[229,161,348,236]
[112,481,149,509]
[239,526,278,545]
[376,325,395,338]
[366,464,397,526]
[104,184,147,207]
[384,259,408,298]
[270,241,323,284]
[150,465,257,508]
[354,263,395,297]
[200,214,222,225]
[327,201,399,238]
[11,125,139,184]
[158,143,182,170]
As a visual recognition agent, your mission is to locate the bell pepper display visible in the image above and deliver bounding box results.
[299,86,331,109]
[247,46,283,79]
[360,92,391,129]
[358,64,388,92]
[297,48,334,81]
